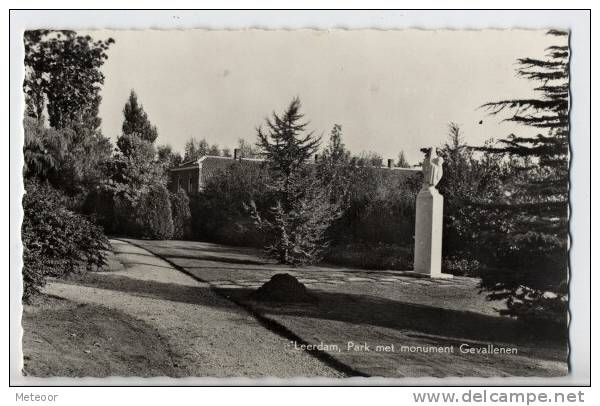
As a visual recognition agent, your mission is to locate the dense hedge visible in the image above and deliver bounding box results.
[85,183,174,240]
[22,180,109,301]
[189,161,272,247]
[189,162,422,261]
[134,184,174,239]
[329,167,421,247]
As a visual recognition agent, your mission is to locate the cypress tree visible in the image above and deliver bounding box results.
[122,90,158,143]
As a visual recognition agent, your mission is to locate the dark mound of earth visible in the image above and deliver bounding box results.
[250,273,317,304]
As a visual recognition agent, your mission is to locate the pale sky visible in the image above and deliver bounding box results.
[90,29,560,165]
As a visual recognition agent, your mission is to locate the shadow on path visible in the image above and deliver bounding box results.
[63,271,567,363]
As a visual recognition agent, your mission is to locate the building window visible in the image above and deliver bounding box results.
[177,176,182,190]
[188,177,193,194]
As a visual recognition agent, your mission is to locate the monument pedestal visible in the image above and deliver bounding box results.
[413,186,452,278]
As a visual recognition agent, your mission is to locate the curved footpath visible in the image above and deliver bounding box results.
[43,239,344,378]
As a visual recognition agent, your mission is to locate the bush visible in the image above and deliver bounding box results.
[132,184,174,239]
[170,188,191,239]
[329,167,421,247]
[249,178,343,266]
[86,183,174,240]
[190,161,271,246]
[23,118,113,200]
[82,187,120,234]
[476,212,568,323]
[22,180,109,301]
[442,256,481,277]
[325,242,413,270]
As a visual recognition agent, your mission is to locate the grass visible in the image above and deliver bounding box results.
[228,286,568,378]
[133,238,569,378]
[22,294,178,377]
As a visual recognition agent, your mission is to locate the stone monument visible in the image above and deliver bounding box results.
[413,148,452,278]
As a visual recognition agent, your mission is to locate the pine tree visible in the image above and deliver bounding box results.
[257,97,320,179]
[122,90,158,143]
[250,98,341,265]
[476,30,570,322]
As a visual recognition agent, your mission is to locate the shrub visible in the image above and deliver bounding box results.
[86,183,174,240]
[170,188,191,239]
[190,161,272,246]
[249,180,342,266]
[82,186,120,234]
[132,184,174,239]
[325,242,413,270]
[23,118,112,200]
[329,167,421,247]
[22,180,109,301]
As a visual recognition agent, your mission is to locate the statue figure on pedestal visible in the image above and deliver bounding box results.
[421,148,444,190]
[413,147,451,278]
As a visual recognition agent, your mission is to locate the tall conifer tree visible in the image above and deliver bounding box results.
[122,90,158,143]
[477,30,570,321]
[250,98,341,265]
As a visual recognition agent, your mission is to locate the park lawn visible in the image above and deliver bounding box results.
[22,294,178,377]
[231,285,568,378]
[131,238,569,378]
[23,240,346,378]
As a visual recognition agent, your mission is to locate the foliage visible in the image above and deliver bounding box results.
[325,242,413,271]
[157,144,183,169]
[91,134,171,238]
[330,166,421,247]
[111,134,165,189]
[251,98,342,265]
[23,30,114,130]
[190,161,271,246]
[476,30,570,321]
[184,137,209,162]
[122,90,158,143]
[436,123,507,273]
[23,117,112,198]
[256,97,320,178]
[208,144,221,156]
[170,188,191,239]
[23,117,69,179]
[22,180,109,301]
[133,183,174,239]
[316,124,353,204]
[191,121,421,268]
[396,150,411,168]
[237,138,261,158]
[352,151,384,167]
[86,96,172,239]
[23,29,114,199]
[249,171,343,265]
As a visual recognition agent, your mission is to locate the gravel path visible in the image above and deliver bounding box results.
[43,239,344,378]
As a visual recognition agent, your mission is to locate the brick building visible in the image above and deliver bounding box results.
[168,151,265,195]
